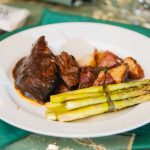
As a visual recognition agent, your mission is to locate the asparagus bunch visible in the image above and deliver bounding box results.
[51,79,150,103]
[45,79,150,122]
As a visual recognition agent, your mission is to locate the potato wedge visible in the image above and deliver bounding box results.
[98,51,122,68]
[108,64,129,83]
[94,64,128,85]
[123,57,144,79]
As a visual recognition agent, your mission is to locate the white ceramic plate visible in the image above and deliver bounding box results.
[0,23,150,138]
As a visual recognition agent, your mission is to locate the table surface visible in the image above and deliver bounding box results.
[1,0,150,29]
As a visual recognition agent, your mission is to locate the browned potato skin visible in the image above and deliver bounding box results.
[108,64,129,83]
[93,64,129,86]
[93,71,116,86]
[98,51,122,68]
[123,57,144,79]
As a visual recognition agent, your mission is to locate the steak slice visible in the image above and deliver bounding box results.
[13,36,58,103]
[55,81,70,94]
[79,66,100,89]
[56,51,79,89]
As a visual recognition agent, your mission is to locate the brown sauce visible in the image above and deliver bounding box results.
[13,36,58,104]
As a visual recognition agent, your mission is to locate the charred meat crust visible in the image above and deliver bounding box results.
[56,51,79,89]
[13,36,58,103]
[55,81,70,94]
[78,66,100,89]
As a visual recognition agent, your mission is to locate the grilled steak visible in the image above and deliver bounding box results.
[13,36,58,104]
[56,51,79,89]
[79,66,100,89]
[55,82,70,94]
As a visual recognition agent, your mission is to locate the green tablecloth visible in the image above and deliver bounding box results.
[0,9,150,150]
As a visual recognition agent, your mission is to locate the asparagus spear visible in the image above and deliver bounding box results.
[45,104,67,121]
[51,79,150,103]
[51,92,104,103]
[57,94,150,122]
[45,102,63,109]
[45,104,67,114]
[46,112,57,121]
[66,85,150,110]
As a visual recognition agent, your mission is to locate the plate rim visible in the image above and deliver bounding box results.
[0,22,150,138]
[0,22,149,42]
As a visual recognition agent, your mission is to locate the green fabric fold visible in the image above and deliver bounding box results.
[0,121,29,148]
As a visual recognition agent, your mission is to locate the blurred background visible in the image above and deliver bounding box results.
[0,0,150,33]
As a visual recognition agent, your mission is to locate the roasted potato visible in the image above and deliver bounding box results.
[108,64,129,83]
[123,57,144,79]
[93,71,116,86]
[98,51,122,68]
[93,64,128,86]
